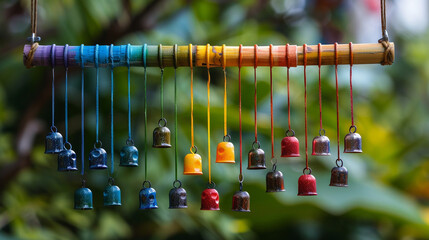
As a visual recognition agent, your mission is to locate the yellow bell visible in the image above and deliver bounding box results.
[184,147,203,175]
[216,136,235,163]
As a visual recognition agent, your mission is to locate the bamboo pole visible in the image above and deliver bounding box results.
[23,42,394,68]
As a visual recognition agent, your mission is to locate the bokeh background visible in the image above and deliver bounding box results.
[1,0,429,239]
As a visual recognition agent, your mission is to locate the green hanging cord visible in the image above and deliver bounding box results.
[159,44,164,119]
[143,44,148,181]
[110,44,114,176]
[173,44,178,181]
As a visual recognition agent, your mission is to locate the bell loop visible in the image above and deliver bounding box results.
[349,125,357,134]
[142,180,152,189]
[303,167,312,175]
[126,138,134,146]
[270,157,277,166]
[336,159,344,167]
[94,140,103,149]
[64,142,72,150]
[108,177,115,186]
[51,125,58,133]
[173,179,182,188]
[239,181,243,191]
[158,118,167,127]
[81,179,86,188]
[319,128,326,136]
[285,129,295,137]
[238,174,243,183]
[272,163,277,172]
[252,141,261,150]
[190,145,198,154]
[223,134,231,142]
[207,181,216,189]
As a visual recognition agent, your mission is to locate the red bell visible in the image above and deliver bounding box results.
[200,186,220,211]
[281,130,300,157]
[298,169,317,196]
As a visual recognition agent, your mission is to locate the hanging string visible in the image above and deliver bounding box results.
[64,44,68,143]
[269,44,274,159]
[110,44,115,176]
[378,0,393,65]
[50,44,56,131]
[349,42,355,128]
[189,44,195,151]
[303,44,309,170]
[222,44,228,137]
[318,43,323,131]
[238,44,243,182]
[335,43,340,160]
[30,0,38,39]
[143,44,148,180]
[126,44,132,141]
[254,44,258,142]
[159,44,164,119]
[286,44,291,131]
[380,0,387,41]
[80,44,85,176]
[173,44,178,181]
[95,44,100,144]
[206,44,212,184]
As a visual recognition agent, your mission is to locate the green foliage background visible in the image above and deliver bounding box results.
[1,0,429,239]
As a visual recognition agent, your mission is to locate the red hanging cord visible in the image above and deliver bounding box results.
[335,42,340,160]
[254,44,258,142]
[318,43,323,131]
[269,44,274,159]
[303,44,308,169]
[349,42,354,127]
[238,44,243,180]
[286,44,291,131]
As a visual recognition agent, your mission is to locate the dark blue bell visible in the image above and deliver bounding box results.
[57,146,78,171]
[139,181,158,210]
[120,140,139,167]
[45,129,63,154]
[89,145,107,170]
[103,178,121,206]
[74,182,93,210]
[169,180,187,209]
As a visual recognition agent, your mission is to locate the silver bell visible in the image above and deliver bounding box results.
[344,126,362,153]
[312,129,330,156]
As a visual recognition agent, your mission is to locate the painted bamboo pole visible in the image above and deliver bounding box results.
[23,42,394,68]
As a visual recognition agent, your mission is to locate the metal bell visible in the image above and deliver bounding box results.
[45,128,64,154]
[120,140,139,167]
[281,130,300,157]
[248,141,266,169]
[169,181,187,209]
[89,144,108,170]
[201,186,220,210]
[232,190,250,212]
[74,182,93,210]
[312,131,331,156]
[330,160,348,187]
[153,118,171,148]
[139,181,158,210]
[57,144,78,171]
[266,170,285,192]
[344,126,362,153]
[298,170,318,196]
[103,178,121,206]
[184,147,203,175]
[216,135,235,163]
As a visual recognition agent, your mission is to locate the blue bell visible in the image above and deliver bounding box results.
[74,181,93,210]
[139,181,158,210]
[57,143,78,172]
[89,143,107,169]
[120,139,139,167]
[45,128,63,154]
[103,178,121,206]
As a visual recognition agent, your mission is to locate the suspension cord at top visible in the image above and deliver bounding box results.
[159,44,164,119]
[80,44,85,177]
[303,44,309,169]
[349,42,354,127]
[254,44,258,142]
[269,44,274,159]
[110,44,115,176]
[380,0,388,41]
[318,43,323,131]
[222,44,228,137]
[189,44,195,149]
[335,43,341,160]
[126,44,132,141]
[206,44,212,184]
[143,44,148,180]
[51,44,56,129]
[95,44,100,143]
[64,44,69,143]
[238,44,243,181]
[286,44,291,131]
[174,44,178,181]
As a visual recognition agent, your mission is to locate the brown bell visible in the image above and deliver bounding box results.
[330,159,348,187]
[297,169,317,196]
[201,185,220,211]
[232,187,250,212]
[248,141,266,169]
[153,118,171,148]
[266,169,285,192]
[216,135,235,163]
[344,126,362,153]
[281,130,300,157]
[312,129,330,156]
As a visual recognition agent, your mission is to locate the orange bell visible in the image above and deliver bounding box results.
[216,135,235,163]
[184,146,203,175]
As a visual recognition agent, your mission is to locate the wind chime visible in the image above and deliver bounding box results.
[27,0,394,210]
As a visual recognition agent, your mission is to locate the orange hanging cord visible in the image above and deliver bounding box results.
[335,42,341,160]
[303,44,309,170]
[254,44,258,142]
[206,44,212,184]
[189,44,195,153]
[269,44,274,159]
[222,44,227,137]
[238,44,243,182]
